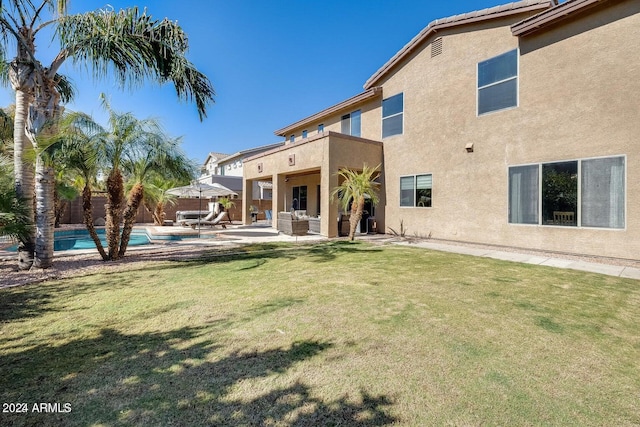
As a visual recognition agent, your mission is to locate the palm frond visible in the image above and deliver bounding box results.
[53,72,74,103]
[55,7,214,120]
[0,187,32,242]
[330,164,381,212]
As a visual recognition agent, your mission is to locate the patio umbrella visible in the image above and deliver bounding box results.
[166,182,237,199]
[166,182,238,234]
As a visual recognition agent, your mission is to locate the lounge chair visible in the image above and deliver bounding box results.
[182,211,227,229]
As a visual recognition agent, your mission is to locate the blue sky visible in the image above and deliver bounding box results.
[0,1,530,165]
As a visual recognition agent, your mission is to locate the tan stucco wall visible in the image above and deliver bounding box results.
[379,4,640,259]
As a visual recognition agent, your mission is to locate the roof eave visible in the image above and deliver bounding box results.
[364,1,555,89]
[219,142,286,162]
[512,0,610,36]
[274,87,383,137]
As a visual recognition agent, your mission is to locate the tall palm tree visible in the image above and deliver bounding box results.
[1,1,214,269]
[99,97,193,260]
[118,129,194,258]
[331,164,381,241]
[58,103,195,260]
[54,111,107,260]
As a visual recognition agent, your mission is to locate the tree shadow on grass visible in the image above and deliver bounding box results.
[307,241,383,263]
[0,326,396,426]
[0,273,137,324]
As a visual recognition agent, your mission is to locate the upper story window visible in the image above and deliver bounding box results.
[318,123,324,133]
[341,110,361,137]
[478,49,518,115]
[290,134,295,143]
[382,93,403,138]
[302,130,308,139]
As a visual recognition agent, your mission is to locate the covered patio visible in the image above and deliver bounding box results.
[242,131,384,237]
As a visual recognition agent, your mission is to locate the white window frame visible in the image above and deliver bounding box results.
[477,49,519,116]
[508,155,626,229]
[400,173,433,208]
[382,93,404,138]
[341,110,361,137]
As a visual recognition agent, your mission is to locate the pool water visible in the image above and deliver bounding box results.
[5,228,152,252]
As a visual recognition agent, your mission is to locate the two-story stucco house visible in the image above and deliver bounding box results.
[243,0,640,261]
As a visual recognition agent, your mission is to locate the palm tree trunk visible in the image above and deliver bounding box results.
[82,185,108,261]
[118,183,143,258]
[12,89,35,270]
[33,157,54,268]
[348,196,365,241]
[153,201,165,226]
[54,186,66,228]
[105,169,124,260]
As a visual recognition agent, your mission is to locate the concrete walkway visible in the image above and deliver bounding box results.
[392,239,640,280]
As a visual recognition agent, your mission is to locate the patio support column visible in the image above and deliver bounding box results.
[273,173,286,231]
[242,178,252,225]
[321,141,339,238]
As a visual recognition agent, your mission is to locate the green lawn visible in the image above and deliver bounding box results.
[1,241,639,426]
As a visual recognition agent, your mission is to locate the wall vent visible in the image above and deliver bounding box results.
[431,38,443,58]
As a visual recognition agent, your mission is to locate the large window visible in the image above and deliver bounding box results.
[542,161,578,226]
[508,165,538,224]
[400,174,432,207]
[341,110,361,137]
[382,93,403,138]
[508,156,625,228]
[582,157,625,228]
[478,49,518,115]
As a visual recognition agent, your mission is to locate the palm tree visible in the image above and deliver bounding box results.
[1,1,214,269]
[54,111,107,260]
[218,196,235,223]
[330,164,381,241]
[141,175,182,226]
[0,152,31,243]
[53,166,81,228]
[0,188,31,243]
[119,130,194,258]
[98,97,194,260]
[58,103,196,260]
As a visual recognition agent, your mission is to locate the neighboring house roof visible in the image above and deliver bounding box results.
[511,0,611,36]
[218,141,285,164]
[204,151,230,166]
[364,0,557,89]
[274,87,383,137]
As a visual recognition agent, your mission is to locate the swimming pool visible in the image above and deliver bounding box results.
[5,228,153,252]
